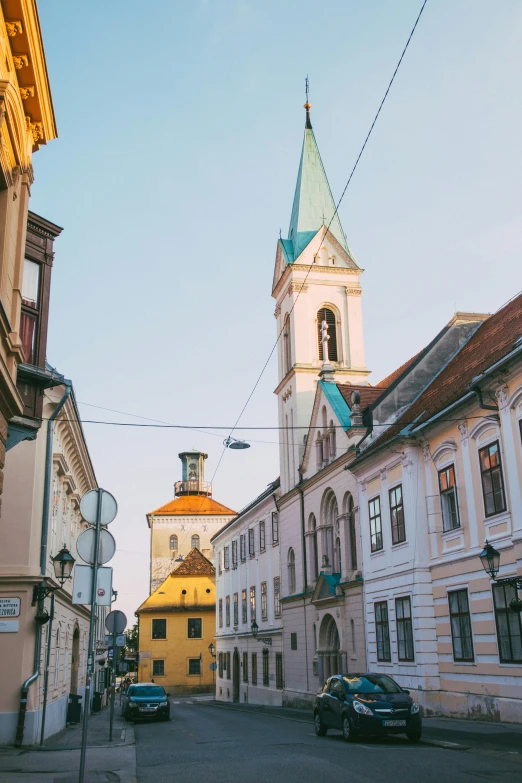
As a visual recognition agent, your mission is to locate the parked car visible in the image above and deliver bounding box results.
[121,683,170,722]
[314,673,422,743]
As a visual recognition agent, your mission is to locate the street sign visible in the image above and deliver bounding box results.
[209,662,217,671]
[108,648,113,659]
[0,597,20,617]
[105,610,127,634]
[72,565,113,606]
[115,633,126,647]
[80,488,118,526]
[77,527,116,566]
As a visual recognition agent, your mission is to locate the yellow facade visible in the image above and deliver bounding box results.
[137,549,216,694]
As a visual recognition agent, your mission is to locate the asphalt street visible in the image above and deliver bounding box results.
[134,698,522,783]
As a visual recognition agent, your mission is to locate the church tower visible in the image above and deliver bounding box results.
[146,451,236,593]
[273,102,369,494]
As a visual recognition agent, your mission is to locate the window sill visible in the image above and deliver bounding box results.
[391,541,408,550]
[441,526,462,538]
[370,550,386,558]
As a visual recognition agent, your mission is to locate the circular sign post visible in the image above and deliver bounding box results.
[105,610,127,635]
[77,527,116,566]
[80,489,118,526]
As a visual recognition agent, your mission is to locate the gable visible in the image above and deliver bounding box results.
[311,572,344,603]
[301,380,353,475]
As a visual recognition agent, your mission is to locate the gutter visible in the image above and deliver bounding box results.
[15,382,72,747]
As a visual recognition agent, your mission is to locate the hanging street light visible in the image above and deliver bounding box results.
[208,642,216,657]
[223,436,251,450]
[479,540,522,613]
[251,620,259,638]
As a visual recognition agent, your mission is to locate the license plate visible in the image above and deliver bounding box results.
[140,708,156,713]
[383,720,406,727]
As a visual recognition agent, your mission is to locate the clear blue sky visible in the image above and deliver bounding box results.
[32,1,522,622]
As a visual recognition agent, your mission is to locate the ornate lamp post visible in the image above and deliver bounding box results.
[208,642,216,657]
[479,540,522,613]
[32,545,76,612]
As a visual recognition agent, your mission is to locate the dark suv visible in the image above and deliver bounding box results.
[121,683,170,722]
[314,673,422,742]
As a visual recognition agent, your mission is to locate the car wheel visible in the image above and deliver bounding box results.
[407,729,422,743]
[342,715,358,743]
[314,712,327,736]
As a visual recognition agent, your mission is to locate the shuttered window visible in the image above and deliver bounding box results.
[317,308,338,361]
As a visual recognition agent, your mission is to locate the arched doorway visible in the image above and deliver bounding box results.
[317,614,346,683]
[232,648,240,703]
[70,627,80,694]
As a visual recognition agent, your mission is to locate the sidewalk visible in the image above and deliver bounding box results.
[202,700,522,757]
[0,703,136,783]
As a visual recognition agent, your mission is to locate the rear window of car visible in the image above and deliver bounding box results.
[343,675,402,694]
[132,686,166,698]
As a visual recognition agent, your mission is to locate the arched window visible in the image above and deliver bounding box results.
[170,534,178,551]
[343,492,357,570]
[317,308,338,362]
[287,548,296,594]
[64,630,70,685]
[321,489,338,566]
[308,514,319,581]
[335,537,342,575]
[283,315,292,375]
[191,534,200,550]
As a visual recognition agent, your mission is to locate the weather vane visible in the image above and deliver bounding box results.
[305,75,309,103]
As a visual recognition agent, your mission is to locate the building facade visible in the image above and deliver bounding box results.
[147,450,235,593]
[0,379,99,744]
[136,548,216,694]
[212,480,283,705]
[350,294,522,722]
[0,1,57,516]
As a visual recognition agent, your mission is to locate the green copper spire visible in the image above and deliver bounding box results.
[286,103,349,260]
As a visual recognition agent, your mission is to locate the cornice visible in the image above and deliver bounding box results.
[272,263,362,300]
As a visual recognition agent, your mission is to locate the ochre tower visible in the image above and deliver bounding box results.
[147,451,235,592]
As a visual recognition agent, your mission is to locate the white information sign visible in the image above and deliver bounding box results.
[72,565,113,606]
[0,597,20,617]
[0,620,19,632]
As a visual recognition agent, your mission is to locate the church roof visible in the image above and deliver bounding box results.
[286,107,349,260]
[148,495,236,517]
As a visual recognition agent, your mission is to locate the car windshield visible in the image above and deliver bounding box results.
[131,686,166,698]
[343,675,402,694]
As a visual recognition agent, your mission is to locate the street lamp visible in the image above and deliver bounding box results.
[32,545,76,608]
[251,620,259,638]
[479,540,522,613]
[208,642,216,657]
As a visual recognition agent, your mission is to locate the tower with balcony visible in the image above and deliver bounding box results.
[147,451,236,592]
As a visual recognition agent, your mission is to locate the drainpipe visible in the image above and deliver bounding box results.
[15,383,72,747]
[471,385,499,412]
[297,473,310,693]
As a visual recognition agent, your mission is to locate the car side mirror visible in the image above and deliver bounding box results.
[402,689,410,695]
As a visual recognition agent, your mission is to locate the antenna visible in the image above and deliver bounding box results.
[305,75,309,103]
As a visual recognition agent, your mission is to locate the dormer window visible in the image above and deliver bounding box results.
[317,308,338,361]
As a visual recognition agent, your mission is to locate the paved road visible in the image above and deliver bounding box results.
[134,698,522,783]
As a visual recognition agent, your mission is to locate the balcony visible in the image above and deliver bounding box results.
[174,480,212,497]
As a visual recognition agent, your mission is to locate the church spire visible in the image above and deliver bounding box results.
[286,99,349,260]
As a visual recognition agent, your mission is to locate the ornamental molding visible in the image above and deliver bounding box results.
[284,282,309,298]
[345,287,362,296]
[13,54,29,70]
[422,445,431,463]
[380,469,387,482]
[282,386,292,402]
[25,115,43,143]
[495,384,509,411]
[20,86,35,100]
[5,21,23,37]
[274,304,281,318]
[457,421,468,447]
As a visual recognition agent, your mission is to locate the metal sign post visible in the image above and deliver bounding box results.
[78,489,118,783]
[105,610,127,744]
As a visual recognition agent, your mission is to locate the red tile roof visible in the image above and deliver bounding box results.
[172,547,215,576]
[360,293,522,457]
[149,495,235,516]
[336,384,387,411]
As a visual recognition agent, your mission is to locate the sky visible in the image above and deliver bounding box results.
[31,0,522,624]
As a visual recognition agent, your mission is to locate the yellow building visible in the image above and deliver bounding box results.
[137,548,217,694]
